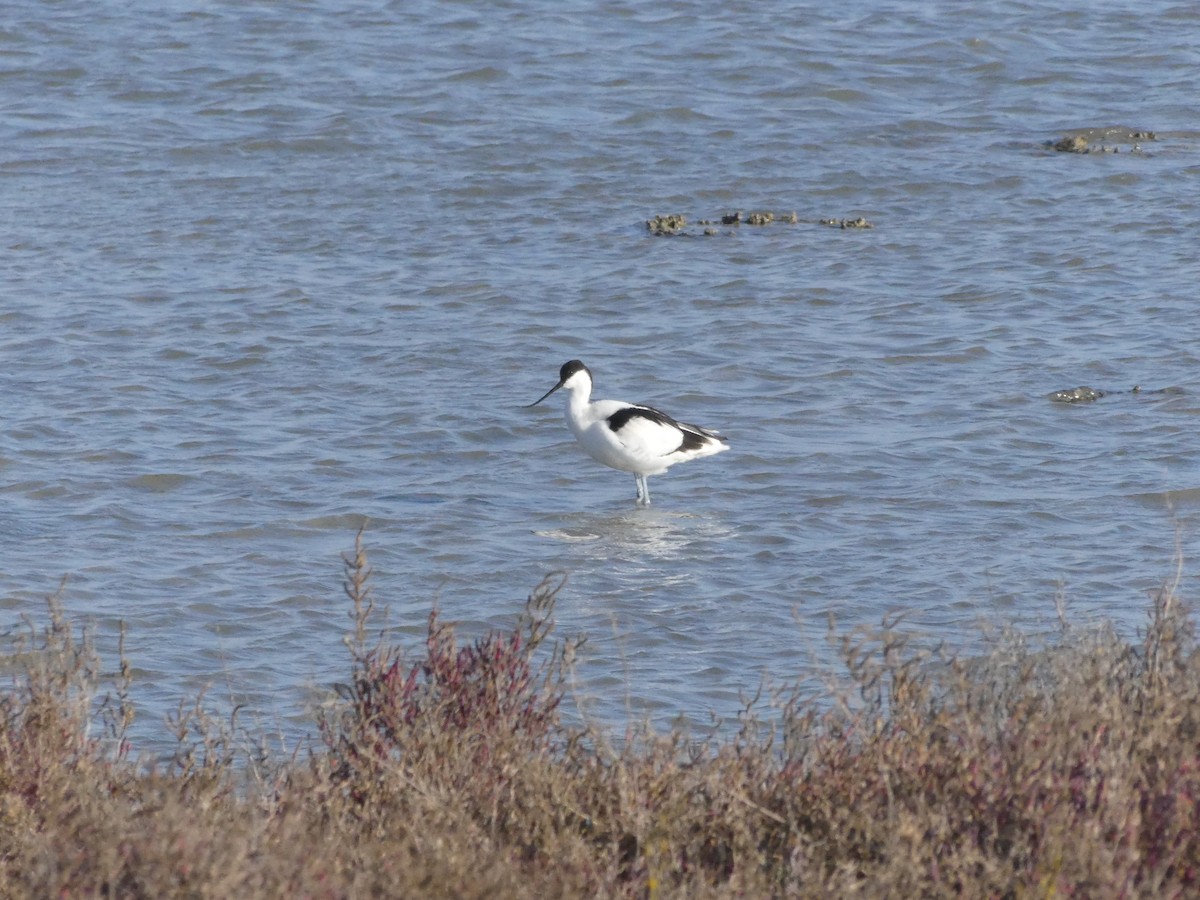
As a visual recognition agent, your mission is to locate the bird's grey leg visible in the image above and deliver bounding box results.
[635,474,651,506]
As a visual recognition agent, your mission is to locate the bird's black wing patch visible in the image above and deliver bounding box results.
[675,426,711,453]
[606,405,678,434]
[607,405,725,455]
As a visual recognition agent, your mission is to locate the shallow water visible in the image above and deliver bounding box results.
[1,0,1198,752]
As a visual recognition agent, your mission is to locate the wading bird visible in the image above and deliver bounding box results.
[527,360,729,506]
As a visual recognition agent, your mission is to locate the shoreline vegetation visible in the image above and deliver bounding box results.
[2,534,1198,897]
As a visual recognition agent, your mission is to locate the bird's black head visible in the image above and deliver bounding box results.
[559,359,589,382]
[526,359,592,407]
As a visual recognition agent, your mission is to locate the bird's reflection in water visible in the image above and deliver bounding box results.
[534,506,732,563]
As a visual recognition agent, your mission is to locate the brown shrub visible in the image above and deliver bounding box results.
[0,534,1197,897]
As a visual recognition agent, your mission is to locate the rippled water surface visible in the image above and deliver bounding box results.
[2,1,1199,751]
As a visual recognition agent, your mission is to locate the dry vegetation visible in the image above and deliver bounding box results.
[1,534,1198,898]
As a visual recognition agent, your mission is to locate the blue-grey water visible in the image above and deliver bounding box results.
[2,1,1198,752]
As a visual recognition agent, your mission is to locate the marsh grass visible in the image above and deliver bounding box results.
[1,533,1198,897]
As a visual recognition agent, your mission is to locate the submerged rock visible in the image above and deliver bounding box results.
[1049,127,1157,155]
[644,210,846,236]
[820,217,873,229]
[1049,385,1107,403]
[1046,384,1177,404]
[646,214,687,236]
[1053,135,1090,154]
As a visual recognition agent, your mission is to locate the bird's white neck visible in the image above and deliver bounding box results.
[561,375,593,432]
